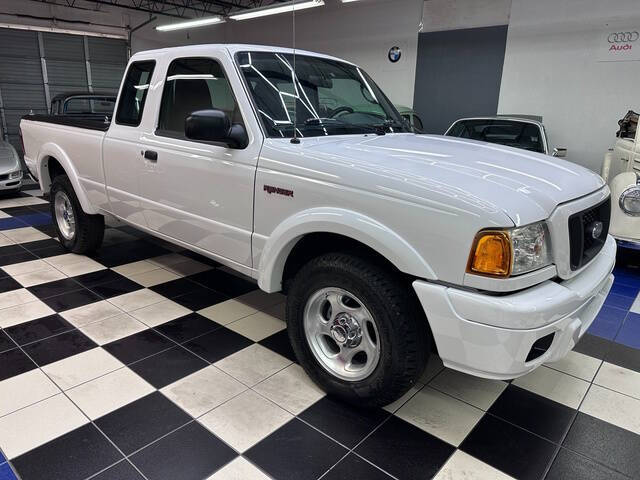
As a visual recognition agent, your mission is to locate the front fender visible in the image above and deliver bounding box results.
[257,207,437,292]
[37,143,98,215]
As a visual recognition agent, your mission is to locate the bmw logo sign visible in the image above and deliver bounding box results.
[388,46,402,63]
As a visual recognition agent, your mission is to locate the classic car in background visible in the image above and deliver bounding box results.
[445,116,567,157]
[601,110,640,250]
[395,105,424,132]
[0,140,23,195]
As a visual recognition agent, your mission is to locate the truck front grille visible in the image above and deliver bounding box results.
[568,197,611,270]
[0,174,8,181]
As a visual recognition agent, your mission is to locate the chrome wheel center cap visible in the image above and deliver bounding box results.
[330,313,362,348]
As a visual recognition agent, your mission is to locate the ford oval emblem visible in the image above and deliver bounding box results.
[388,46,402,63]
[589,221,604,239]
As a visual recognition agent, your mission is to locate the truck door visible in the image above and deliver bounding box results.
[103,59,156,226]
[138,54,261,268]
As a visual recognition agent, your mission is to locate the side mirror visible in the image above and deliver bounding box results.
[185,109,247,148]
[552,147,567,158]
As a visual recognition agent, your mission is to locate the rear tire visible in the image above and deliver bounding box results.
[50,175,104,254]
[286,252,430,407]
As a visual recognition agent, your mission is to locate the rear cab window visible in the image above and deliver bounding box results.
[115,60,156,126]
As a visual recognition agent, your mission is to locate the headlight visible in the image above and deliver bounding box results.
[468,221,552,277]
[620,185,640,216]
[9,170,22,180]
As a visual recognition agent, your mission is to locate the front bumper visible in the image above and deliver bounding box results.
[0,174,22,191]
[413,235,616,380]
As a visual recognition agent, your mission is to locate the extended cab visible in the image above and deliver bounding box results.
[20,44,615,406]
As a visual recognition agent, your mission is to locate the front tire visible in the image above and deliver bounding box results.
[50,175,104,254]
[286,253,430,407]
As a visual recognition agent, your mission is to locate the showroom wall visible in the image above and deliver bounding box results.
[132,0,424,108]
[499,0,640,172]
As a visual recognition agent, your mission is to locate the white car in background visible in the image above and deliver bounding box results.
[0,140,23,194]
[602,110,640,250]
[445,116,567,157]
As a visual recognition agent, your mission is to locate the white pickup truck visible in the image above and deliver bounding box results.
[20,44,615,406]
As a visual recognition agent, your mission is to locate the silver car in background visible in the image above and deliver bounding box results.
[0,140,23,194]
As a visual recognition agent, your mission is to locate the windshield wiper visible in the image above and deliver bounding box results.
[303,117,386,135]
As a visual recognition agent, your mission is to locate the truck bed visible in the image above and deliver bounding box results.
[23,114,111,132]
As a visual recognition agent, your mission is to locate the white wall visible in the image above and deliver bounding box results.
[132,0,424,107]
[499,0,640,172]
[422,0,510,32]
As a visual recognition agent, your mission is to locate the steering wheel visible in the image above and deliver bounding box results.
[329,106,354,118]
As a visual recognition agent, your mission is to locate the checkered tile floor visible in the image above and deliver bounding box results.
[0,187,639,480]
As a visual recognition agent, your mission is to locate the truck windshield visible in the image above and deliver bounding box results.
[446,119,546,154]
[236,51,409,138]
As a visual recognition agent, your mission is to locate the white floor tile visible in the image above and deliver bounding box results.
[420,355,445,384]
[198,299,259,326]
[147,253,190,268]
[42,347,124,391]
[109,288,165,312]
[0,369,60,417]
[631,292,640,314]
[80,313,147,345]
[594,362,640,400]
[434,450,515,480]
[60,300,123,328]
[512,366,590,409]
[546,350,603,382]
[112,260,159,277]
[397,386,484,446]
[2,227,49,244]
[215,344,291,387]
[44,253,86,268]
[161,365,246,418]
[13,267,67,287]
[0,300,55,328]
[127,268,181,287]
[0,232,15,246]
[226,310,285,342]
[580,384,640,435]
[384,383,424,413]
[429,368,507,411]
[200,389,292,452]
[66,367,154,420]
[2,259,49,276]
[207,457,271,480]
[129,299,191,327]
[0,288,38,310]
[0,394,88,459]
[165,259,212,276]
[253,364,325,415]
[55,259,106,277]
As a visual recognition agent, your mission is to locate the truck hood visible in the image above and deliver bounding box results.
[288,133,605,226]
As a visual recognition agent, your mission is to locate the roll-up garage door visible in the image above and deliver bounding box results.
[0,27,127,162]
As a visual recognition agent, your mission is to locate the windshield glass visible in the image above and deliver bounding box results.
[446,119,545,153]
[236,51,409,138]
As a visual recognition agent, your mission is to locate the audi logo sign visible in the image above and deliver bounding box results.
[607,31,639,43]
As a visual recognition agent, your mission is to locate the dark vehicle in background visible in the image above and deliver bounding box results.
[445,116,567,157]
[50,92,116,119]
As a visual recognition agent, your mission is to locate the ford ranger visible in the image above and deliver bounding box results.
[20,44,615,406]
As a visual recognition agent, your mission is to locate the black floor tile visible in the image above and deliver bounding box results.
[32,224,57,236]
[0,276,21,293]
[32,244,70,259]
[22,329,96,366]
[4,314,74,346]
[90,460,145,480]
[130,422,237,480]
[150,278,200,299]
[179,250,220,267]
[20,239,60,253]
[0,206,33,216]
[189,269,257,297]
[355,416,454,480]
[104,329,174,365]
[12,424,122,480]
[246,418,347,480]
[183,327,253,363]
[546,447,628,480]
[0,348,36,381]
[73,269,128,289]
[0,244,25,257]
[563,412,640,478]
[574,334,613,360]
[605,341,640,373]
[95,392,191,455]
[28,278,84,299]
[259,329,296,362]
[460,414,557,480]
[40,288,102,312]
[92,277,143,299]
[489,385,576,443]
[155,312,220,343]
[0,251,38,266]
[299,396,389,448]
[0,330,16,353]
[323,454,393,480]
[129,346,208,388]
[172,287,229,311]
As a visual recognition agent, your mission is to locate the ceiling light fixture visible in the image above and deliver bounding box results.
[155,16,225,32]
[229,0,325,21]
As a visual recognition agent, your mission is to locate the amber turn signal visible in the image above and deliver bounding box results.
[467,230,512,277]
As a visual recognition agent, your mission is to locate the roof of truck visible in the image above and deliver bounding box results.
[131,43,354,66]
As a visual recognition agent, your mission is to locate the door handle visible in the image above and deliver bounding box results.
[144,150,158,162]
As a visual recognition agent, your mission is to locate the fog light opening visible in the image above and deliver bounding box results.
[525,333,555,363]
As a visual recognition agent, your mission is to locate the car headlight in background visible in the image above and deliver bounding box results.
[8,170,23,180]
[468,221,552,277]
[619,181,640,216]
